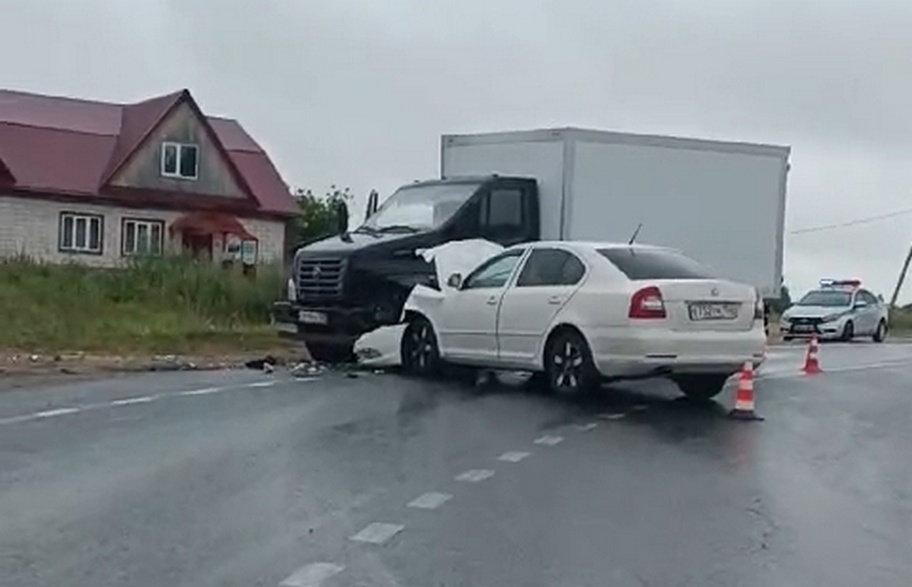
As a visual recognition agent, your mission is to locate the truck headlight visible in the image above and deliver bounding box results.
[287,277,297,302]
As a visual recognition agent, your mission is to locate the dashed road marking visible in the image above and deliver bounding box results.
[280,562,345,587]
[110,396,155,406]
[497,451,531,463]
[575,423,598,432]
[248,381,277,388]
[349,523,405,545]
[176,387,223,397]
[455,469,495,482]
[33,407,80,418]
[407,492,452,510]
[534,435,564,446]
[598,412,626,420]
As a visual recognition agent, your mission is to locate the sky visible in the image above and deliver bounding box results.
[3,0,912,301]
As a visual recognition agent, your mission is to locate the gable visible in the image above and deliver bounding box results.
[107,101,246,199]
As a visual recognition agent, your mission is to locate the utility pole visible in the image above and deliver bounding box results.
[889,243,912,308]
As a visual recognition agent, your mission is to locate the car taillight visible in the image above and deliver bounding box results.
[629,286,666,319]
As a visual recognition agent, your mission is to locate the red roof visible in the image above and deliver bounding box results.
[0,88,296,216]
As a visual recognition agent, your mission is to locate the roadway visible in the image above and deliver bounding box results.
[0,341,910,586]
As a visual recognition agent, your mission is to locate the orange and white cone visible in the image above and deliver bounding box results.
[802,335,822,375]
[729,361,763,421]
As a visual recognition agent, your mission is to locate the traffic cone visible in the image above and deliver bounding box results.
[802,335,822,375]
[729,361,763,421]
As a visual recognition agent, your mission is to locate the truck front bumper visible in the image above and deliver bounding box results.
[271,301,385,347]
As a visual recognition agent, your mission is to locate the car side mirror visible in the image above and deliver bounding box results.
[447,273,463,289]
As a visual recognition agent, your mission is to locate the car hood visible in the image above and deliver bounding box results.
[783,305,851,319]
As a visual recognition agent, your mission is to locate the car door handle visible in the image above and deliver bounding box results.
[486,296,498,306]
[547,296,563,305]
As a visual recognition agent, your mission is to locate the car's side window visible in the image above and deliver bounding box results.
[516,249,586,287]
[859,290,878,305]
[462,250,525,290]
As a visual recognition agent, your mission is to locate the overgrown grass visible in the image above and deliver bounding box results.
[0,255,289,354]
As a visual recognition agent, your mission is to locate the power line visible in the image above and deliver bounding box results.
[789,206,912,235]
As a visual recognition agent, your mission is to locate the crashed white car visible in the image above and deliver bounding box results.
[401,241,767,399]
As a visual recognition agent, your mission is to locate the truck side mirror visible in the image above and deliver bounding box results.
[447,273,463,289]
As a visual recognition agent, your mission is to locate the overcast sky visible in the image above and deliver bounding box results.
[3,0,912,301]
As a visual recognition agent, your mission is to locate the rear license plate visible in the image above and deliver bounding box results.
[299,310,328,325]
[688,302,739,321]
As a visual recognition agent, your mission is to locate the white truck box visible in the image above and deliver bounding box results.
[440,128,790,298]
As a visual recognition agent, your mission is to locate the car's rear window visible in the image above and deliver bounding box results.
[598,247,716,280]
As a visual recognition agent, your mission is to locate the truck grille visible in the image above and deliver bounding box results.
[296,258,346,299]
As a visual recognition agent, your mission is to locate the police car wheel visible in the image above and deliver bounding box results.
[873,320,887,343]
[841,320,854,342]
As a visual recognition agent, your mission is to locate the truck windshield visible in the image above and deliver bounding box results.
[360,182,480,232]
[796,290,852,307]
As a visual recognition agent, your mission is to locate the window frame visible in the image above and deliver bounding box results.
[462,249,526,290]
[516,247,587,287]
[121,217,166,257]
[160,141,200,180]
[58,211,104,255]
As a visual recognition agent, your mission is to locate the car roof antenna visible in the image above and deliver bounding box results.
[627,223,643,245]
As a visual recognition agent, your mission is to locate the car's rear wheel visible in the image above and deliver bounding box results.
[873,319,887,343]
[544,329,600,396]
[841,320,855,342]
[673,373,731,401]
[401,316,441,377]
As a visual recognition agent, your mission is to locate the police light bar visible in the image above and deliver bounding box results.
[819,278,862,289]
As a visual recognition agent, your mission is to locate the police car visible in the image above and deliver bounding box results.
[780,279,889,342]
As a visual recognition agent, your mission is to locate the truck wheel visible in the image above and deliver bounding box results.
[306,343,355,364]
[544,329,600,396]
[401,316,441,377]
[673,373,730,401]
[873,319,887,343]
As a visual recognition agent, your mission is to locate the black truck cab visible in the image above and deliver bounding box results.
[273,175,540,362]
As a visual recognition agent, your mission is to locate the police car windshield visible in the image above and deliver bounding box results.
[796,290,852,307]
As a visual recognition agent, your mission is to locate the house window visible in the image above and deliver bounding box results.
[122,218,165,256]
[161,142,199,180]
[59,212,103,254]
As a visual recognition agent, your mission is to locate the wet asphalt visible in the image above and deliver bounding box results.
[0,341,910,587]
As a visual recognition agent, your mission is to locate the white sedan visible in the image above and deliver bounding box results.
[400,241,767,399]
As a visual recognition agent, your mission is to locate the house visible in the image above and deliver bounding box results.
[0,88,297,266]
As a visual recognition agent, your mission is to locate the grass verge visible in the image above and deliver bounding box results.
[0,255,291,355]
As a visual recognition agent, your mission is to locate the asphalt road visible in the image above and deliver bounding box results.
[1,341,910,587]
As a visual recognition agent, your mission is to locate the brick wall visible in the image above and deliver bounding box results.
[0,195,286,266]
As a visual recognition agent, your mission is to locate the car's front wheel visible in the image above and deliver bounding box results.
[873,319,887,343]
[544,329,600,396]
[401,316,441,377]
[841,320,854,342]
[672,373,731,401]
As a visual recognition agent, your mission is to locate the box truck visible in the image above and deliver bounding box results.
[273,127,790,362]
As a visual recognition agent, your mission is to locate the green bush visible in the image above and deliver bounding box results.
[0,255,286,353]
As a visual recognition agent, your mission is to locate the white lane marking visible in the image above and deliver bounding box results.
[598,412,626,420]
[497,451,531,463]
[176,387,223,397]
[33,407,81,418]
[248,381,277,388]
[575,423,598,432]
[534,434,564,446]
[110,396,155,407]
[349,523,404,545]
[455,469,495,482]
[280,562,345,587]
[407,492,452,510]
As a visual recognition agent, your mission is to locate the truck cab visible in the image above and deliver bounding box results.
[273,175,540,361]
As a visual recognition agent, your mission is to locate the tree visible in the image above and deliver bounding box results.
[290,185,353,246]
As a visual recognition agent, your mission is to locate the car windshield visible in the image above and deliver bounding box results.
[360,182,480,232]
[796,290,852,307]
